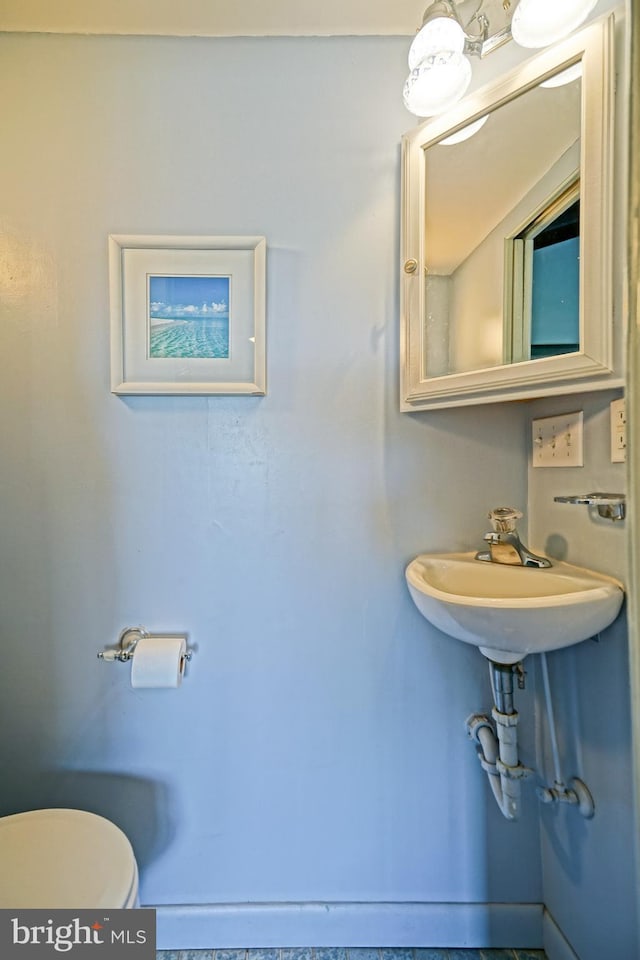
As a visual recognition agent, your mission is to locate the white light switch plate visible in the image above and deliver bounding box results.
[610,398,626,463]
[532,412,584,467]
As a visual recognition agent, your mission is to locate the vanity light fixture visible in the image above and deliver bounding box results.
[404,0,600,118]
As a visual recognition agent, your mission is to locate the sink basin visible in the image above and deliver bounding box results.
[406,551,624,664]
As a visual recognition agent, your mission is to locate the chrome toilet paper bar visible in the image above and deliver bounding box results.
[98,626,193,663]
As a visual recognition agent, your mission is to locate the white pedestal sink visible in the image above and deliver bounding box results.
[406,551,624,664]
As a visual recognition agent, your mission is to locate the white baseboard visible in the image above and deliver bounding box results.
[150,900,543,951]
[543,909,580,960]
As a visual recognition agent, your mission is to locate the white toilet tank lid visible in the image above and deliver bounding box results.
[0,808,139,909]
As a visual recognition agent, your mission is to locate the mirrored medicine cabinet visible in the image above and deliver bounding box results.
[400,15,622,411]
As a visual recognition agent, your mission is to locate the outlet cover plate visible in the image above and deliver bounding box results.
[532,411,584,468]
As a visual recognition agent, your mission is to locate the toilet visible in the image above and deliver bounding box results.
[0,808,139,908]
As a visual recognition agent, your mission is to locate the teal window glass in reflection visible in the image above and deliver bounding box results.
[530,200,580,359]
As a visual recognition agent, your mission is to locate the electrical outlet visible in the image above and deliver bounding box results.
[532,412,584,468]
[610,398,626,463]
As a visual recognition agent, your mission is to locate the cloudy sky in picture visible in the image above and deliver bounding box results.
[149,275,230,320]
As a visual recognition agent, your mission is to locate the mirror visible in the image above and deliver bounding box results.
[401,15,620,410]
[423,77,581,377]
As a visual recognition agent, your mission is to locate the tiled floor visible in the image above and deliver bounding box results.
[156,948,547,960]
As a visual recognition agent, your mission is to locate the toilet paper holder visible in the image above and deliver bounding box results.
[98,626,193,664]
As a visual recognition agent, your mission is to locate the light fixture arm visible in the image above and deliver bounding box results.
[469,18,513,58]
[462,13,492,57]
[460,0,514,58]
[417,0,511,61]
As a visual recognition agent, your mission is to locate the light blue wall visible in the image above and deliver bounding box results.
[528,391,637,960]
[0,32,540,946]
[3,18,634,955]
[523,8,637,956]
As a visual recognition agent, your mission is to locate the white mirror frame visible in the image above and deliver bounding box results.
[400,15,619,411]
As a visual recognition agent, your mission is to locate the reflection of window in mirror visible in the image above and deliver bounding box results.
[505,177,580,364]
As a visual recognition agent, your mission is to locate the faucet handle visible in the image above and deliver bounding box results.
[488,506,523,533]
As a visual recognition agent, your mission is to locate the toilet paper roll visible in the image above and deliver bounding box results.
[130,636,187,689]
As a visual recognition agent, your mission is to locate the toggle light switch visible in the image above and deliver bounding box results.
[532,411,584,468]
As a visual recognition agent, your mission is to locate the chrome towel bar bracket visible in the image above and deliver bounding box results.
[554,493,626,522]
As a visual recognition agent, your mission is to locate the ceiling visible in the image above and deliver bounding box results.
[0,0,427,36]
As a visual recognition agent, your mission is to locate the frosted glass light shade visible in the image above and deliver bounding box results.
[403,52,472,117]
[408,16,465,70]
[511,0,598,49]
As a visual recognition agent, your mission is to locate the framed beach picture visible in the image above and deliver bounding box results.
[109,234,266,395]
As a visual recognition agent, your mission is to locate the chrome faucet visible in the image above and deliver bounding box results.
[475,507,552,568]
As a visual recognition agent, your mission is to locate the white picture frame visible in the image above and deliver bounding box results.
[109,234,266,396]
